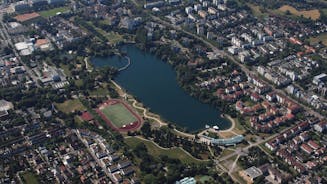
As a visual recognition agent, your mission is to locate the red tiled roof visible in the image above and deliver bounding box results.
[308,140,320,150]
[301,143,313,154]
[35,39,48,47]
[251,92,260,99]
[285,113,295,120]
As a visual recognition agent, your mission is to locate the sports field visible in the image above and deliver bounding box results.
[100,103,137,128]
[97,99,142,131]
[39,7,70,18]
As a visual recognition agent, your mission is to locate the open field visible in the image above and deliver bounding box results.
[97,29,124,44]
[219,148,235,159]
[277,5,320,20]
[125,136,206,164]
[100,103,137,128]
[21,172,39,184]
[89,87,109,96]
[55,99,86,113]
[74,79,84,87]
[196,175,213,183]
[85,21,124,44]
[247,3,268,18]
[59,64,72,77]
[105,31,124,45]
[309,33,327,46]
[39,7,70,18]
[218,116,245,138]
[322,8,327,16]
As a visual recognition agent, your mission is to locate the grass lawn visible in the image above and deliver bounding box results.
[196,175,213,183]
[74,79,84,87]
[247,3,268,18]
[219,149,235,158]
[218,131,236,138]
[309,33,327,46]
[55,99,86,114]
[100,103,137,128]
[106,32,124,44]
[89,87,109,96]
[125,137,205,164]
[39,7,70,18]
[74,116,84,126]
[95,27,124,44]
[277,5,320,20]
[21,171,39,184]
[84,21,124,44]
[322,8,327,16]
[59,64,72,77]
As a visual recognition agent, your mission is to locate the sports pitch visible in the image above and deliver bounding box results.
[99,102,138,128]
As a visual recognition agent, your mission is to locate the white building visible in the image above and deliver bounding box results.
[313,73,327,85]
[0,100,14,112]
[185,7,193,14]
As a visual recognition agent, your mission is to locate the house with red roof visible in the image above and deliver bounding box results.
[235,101,244,111]
[301,143,313,155]
[306,161,318,170]
[289,37,303,45]
[250,92,261,102]
[285,113,295,121]
[307,140,320,150]
[265,140,278,151]
[315,147,326,156]
[314,121,327,132]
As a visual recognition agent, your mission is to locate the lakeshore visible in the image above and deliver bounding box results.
[91,45,231,131]
[111,79,238,139]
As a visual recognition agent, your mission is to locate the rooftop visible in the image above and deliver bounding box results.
[243,166,263,179]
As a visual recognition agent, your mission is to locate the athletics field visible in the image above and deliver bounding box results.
[96,99,142,132]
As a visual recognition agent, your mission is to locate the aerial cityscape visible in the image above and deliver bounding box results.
[0,0,327,183]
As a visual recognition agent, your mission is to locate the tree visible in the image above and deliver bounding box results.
[143,174,157,184]
[140,122,152,138]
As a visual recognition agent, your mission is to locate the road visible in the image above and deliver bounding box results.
[0,13,40,87]
[74,130,115,182]
[217,123,295,163]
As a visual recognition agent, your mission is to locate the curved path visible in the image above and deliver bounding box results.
[219,115,236,133]
[129,98,167,127]
[130,99,195,138]
[118,56,131,71]
[111,79,167,127]
[111,80,221,139]
[126,136,209,162]
[197,114,237,137]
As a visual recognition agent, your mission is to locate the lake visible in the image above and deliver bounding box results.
[91,45,230,131]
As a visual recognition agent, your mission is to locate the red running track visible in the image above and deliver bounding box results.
[96,99,143,132]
